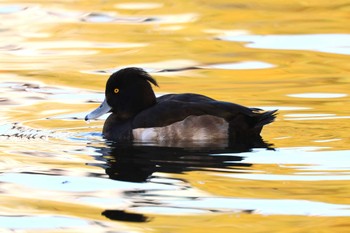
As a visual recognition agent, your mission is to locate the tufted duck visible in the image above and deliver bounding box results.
[85,67,277,143]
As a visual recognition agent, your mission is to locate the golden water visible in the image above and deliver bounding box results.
[0,0,349,232]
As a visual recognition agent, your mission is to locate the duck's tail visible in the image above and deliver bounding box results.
[254,109,278,128]
[228,109,277,149]
[228,108,277,139]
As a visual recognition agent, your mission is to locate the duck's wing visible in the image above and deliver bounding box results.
[156,93,215,103]
[132,97,277,131]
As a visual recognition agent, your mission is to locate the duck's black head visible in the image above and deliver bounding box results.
[105,67,158,119]
[85,67,158,121]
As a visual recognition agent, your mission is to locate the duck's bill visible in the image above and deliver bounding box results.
[85,99,111,121]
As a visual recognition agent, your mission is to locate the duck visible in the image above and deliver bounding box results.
[85,67,277,143]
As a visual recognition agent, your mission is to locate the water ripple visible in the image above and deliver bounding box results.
[217,33,350,55]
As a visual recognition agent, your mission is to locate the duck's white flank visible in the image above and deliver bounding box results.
[132,115,229,141]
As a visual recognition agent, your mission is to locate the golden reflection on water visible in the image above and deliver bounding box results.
[0,0,350,232]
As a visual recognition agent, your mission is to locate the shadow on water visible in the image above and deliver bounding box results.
[91,136,274,222]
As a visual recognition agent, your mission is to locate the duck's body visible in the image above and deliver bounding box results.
[85,67,277,144]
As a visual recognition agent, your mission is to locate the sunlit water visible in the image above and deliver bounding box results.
[0,1,349,232]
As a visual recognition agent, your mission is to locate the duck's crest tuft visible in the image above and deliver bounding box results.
[119,67,158,87]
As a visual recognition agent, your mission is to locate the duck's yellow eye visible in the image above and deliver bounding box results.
[114,88,119,94]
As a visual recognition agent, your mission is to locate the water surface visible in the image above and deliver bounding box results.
[0,0,349,232]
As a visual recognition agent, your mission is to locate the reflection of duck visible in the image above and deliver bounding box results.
[85,67,277,143]
[93,140,272,222]
[93,142,264,183]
